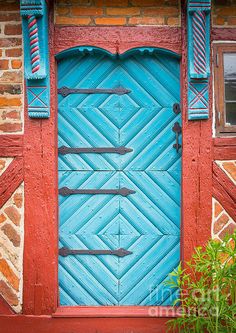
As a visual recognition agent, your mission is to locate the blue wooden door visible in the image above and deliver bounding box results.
[58,47,181,306]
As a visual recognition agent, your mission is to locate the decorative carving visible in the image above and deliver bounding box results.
[187,0,211,120]
[20,0,50,118]
[28,15,40,74]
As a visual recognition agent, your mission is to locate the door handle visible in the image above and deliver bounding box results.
[59,247,132,257]
[59,187,135,197]
[58,146,133,155]
[172,122,182,153]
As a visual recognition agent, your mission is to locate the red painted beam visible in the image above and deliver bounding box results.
[0,295,15,315]
[213,138,236,160]
[213,162,236,201]
[213,179,236,222]
[54,26,182,56]
[213,163,236,221]
[0,315,169,333]
[0,157,23,208]
[212,28,236,41]
[53,306,179,318]
[0,135,23,157]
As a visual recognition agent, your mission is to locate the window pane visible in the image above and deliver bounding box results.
[225,80,236,101]
[225,102,236,126]
[224,53,236,127]
[224,53,236,80]
[224,54,236,103]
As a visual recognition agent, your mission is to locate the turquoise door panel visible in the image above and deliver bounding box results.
[58,47,181,306]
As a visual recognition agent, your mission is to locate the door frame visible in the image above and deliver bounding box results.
[23,4,212,317]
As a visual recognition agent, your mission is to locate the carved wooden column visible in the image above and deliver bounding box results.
[187,0,211,120]
[20,0,50,118]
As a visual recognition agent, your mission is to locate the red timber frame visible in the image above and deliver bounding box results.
[1,2,236,333]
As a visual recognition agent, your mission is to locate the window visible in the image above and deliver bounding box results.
[214,44,236,135]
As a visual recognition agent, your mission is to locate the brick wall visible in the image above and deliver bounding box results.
[0,0,23,134]
[0,0,24,313]
[0,159,24,313]
[213,0,236,27]
[212,161,236,241]
[55,0,181,26]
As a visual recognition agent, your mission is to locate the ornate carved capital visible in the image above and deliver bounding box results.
[20,0,50,118]
[187,0,211,120]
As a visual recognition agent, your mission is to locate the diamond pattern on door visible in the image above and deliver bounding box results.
[58,47,181,306]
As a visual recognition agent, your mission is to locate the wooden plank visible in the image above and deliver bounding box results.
[0,135,23,157]
[0,315,170,333]
[23,4,58,315]
[213,162,236,202]
[214,138,236,147]
[213,178,236,222]
[213,138,236,160]
[198,122,213,245]
[212,28,236,41]
[0,295,15,315]
[0,157,23,208]
[53,306,179,318]
[181,4,212,265]
[213,146,236,161]
[212,162,236,221]
[54,26,182,55]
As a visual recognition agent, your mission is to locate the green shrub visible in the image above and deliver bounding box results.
[166,232,236,333]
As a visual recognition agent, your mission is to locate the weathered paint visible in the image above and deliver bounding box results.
[1,2,236,333]
[187,0,211,120]
[20,0,50,118]
[57,46,181,306]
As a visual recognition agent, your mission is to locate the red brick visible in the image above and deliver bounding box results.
[219,223,236,239]
[70,0,94,3]
[228,17,236,26]
[5,48,22,57]
[95,17,127,25]
[0,280,18,306]
[216,8,236,16]
[0,123,22,133]
[96,0,129,6]
[222,162,236,181]
[0,97,22,107]
[11,60,22,69]
[0,60,9,70]
[167,17,180,26]
[214,213,229,234]
[214,16,226,26]
[71,7,104,16]
[0,159,6,171]
[0,38,21,48]
[56,16,91,25]
[0,214,6,224]
[143,7,179,16]
[214,201,223,218]
[0,13,21,22]
[13,193,23,208]
[106,7,140,16]
[129,16,164,25]
[4,206,21,226]
[1,110,21,120]
[130,0,165,5]
[4,24,22,36]
[0,84,22,95]
[56,7,70,16]
[0,259,19,291]
[1,71,23,83]
[0,3,19,11]
[1,223,20,247]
